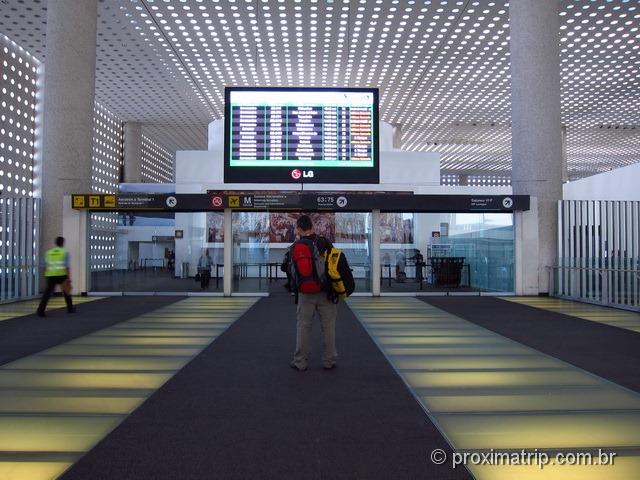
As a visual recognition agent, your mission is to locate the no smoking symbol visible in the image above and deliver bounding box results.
[212,196,223,207]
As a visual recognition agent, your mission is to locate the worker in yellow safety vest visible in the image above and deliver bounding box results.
[37,236,75,316]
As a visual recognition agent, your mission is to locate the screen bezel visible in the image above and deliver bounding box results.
[223,87,380,184]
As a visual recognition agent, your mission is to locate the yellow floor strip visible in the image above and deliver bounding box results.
[348,297,640,480]
[501,297,640,334]
[0,297,258,480]
[0,297,100,322]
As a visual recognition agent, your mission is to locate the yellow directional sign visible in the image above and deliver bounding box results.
[228,196,240,208]
[104,195,116,208]
[72,195,86,208]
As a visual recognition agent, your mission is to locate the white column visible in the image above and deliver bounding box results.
[223,208,233,296]
[62,196,89,294]
[561,125,568,183]
[371,210,381,296]
[510,0,563,294]
[391,124,402,149]
[41,0,98,256]
[124,122,143,183]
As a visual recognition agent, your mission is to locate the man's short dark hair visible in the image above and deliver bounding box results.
[55,236,65,247]
[296,214,313,231]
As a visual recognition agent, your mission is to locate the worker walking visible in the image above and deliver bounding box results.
[37,236,75,317]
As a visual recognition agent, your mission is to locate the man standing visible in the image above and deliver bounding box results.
[289,215,337,371]
[197,249,212,289]
[37,236,74,316]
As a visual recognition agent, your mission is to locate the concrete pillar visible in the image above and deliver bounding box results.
[510,0,562,294]
[62,196,89,294]
[371,210,381,296]
[458,174,469,186]
[561,125,568,183]
[41,0,98,254]
[392,123,402,149]
[223,208,233,296]
[124,122,143,183]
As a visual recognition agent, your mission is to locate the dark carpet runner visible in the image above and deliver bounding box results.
[422,296,640,393]
[0,296,183,366]
[61,293,469,480]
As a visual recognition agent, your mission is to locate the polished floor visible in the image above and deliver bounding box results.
[0,296,100,322]
[348,297,640,480]
[502,296,640,333]
[0,294,637,479]
[0,297,258,479]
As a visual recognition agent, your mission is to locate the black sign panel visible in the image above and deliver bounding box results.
[224,87,380,184]
[73,192,529,213]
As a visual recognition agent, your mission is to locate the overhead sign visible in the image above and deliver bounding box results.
[71,192,531,213]
[152,236,174,242]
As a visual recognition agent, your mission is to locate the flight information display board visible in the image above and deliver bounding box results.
[224,87,379,184]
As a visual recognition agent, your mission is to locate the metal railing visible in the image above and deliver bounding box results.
[548,265,640,312]
[0,198,40,302]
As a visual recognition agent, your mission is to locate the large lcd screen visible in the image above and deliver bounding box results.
[224,87,379,184]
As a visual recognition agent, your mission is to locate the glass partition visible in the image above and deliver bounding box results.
[89,212,223,292]
[232,212,272,293]
[380,212,514,293]
[231,211,372,294]
[87,209,509,295]
[336,212,372,293]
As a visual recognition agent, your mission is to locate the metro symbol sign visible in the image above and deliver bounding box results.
[291,169,314,180]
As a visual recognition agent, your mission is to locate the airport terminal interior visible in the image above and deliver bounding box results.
[0,0,639,479]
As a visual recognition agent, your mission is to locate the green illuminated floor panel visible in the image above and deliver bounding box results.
[0,461,73,480]
[0,296,258,480]
[0,395,144,414]
[91,327,225,337]
[348,297,640,480]
[39,345,201,357]
[391,354,567,371]
[0,416,122,452]
[65,336,212,346]
[468,455,640,480]
[5,356,191,371]
[501,297,640,334]
[422,388,640,414]
[0,297,101,322]
[438,412,640,449]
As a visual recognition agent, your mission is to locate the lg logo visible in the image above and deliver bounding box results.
[291,169,314,180]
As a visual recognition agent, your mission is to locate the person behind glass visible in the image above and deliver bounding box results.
[290,214,337,371]
[410,249,425,283]
[197,249,212,289]
[395,250,407,283]
[37,236,75,317]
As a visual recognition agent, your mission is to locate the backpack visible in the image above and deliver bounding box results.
[325,246,355,299]
[288,238,326,294]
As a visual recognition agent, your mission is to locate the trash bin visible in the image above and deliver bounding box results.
[181,262,189,279]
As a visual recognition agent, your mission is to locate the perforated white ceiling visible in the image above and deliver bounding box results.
[0,0,638,180]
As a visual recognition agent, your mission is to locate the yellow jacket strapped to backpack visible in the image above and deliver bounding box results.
[45,247,67,277]
[325,247,348,298]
